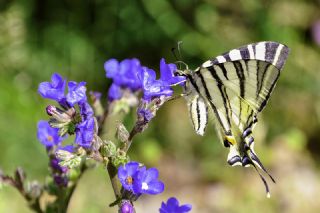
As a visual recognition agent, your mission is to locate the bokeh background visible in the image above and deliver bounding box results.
[1,0,320,212]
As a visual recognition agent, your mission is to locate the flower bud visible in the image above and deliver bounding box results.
[119,200,135,213]
[116,123,130,143]
[101,140,117,158]
[55,149,82,169]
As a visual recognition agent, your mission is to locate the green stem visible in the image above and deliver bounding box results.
[122,126,140,153]
[106,162,121,200]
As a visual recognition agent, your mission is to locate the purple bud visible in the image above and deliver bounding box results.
[46,105,56,116]
[120,200,135,213]
[53,174,68,187]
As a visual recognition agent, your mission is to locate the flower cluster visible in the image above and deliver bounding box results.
[38,73,95,148]
[105,58,185,102]
[159,197,192,213]
[118,161,164,195]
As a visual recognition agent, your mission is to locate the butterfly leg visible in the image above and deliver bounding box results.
[167,91,192,102]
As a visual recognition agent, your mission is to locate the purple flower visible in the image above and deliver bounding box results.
[134,167,164,195]
[140,67,173,101]
[37,121,64,148]
[159,58,186,86]
[140,59,185,101]
[120,200,135,213]
[159,197,192,213]
[118,161,164,195]
[38,73,66,102]
[105,58,143,101]
[108,83,123,101]
[75,117,95,148]
[66,81,87,106]
[105,58,185,102]
[105,58,143,91]
[118,162,141,194]
[79,101,94,120]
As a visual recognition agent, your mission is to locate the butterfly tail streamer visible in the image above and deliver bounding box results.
[251,161,271,198]
[226,133,276,196]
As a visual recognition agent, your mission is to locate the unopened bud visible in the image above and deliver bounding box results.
[116,123,130,143]
[56,150,82,169]
[101,140,117,158]
[119,200,135,213]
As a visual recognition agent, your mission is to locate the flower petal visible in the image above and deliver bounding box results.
[108,83,123,101]
[105,59,119,78]
[144,168,159,183]
[142,180,164,195]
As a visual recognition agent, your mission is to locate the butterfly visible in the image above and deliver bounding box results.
[176,41,290,197]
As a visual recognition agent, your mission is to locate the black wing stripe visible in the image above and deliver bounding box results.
[207,66,232,127]
[195,71,229,133]
[265,42,279,62]
[233,61,246,125]
[276,46,290,70]
[189,97,197,130]
[187,74,201,94]
[258,69,280,112]
[195,96,201,132]
[217,64,229,80]
[256,61,268,99]
[223,53,231,61]
[257,63,272,99]
[240,47,250,59]
[233,61,246,98]
[252,43,257,58]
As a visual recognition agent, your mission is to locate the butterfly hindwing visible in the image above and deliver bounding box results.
[187,93,208,136]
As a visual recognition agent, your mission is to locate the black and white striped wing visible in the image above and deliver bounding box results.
[191,41,289,196]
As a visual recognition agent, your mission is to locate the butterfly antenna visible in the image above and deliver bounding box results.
[177,41,183,61]
[175,61,189,71]
[172,41,185,70]
[171,47,180,68]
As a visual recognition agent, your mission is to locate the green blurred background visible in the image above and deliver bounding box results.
[1,0,320,212]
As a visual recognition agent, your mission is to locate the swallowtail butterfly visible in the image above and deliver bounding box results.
[176,41,290,197]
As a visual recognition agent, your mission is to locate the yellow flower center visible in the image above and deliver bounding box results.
[47,135,53,142]
[126,176,133,185]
